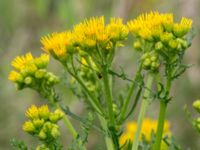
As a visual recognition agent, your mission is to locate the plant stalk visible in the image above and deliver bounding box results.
[102,66,115,126]
[154,77,172,150]
[131,73,154,150]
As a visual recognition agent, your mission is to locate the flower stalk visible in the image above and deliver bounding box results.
[131,73,154,150]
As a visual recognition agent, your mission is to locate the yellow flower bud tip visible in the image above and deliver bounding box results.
[33,119,44,128]
[35,69,46,79]
[38,105,50,120]
[196,118,200,124]
[24,76,33,85]
[54,109,64,118]
[34,54,49,69]
[23,121,35,133]
[142,58,151,69]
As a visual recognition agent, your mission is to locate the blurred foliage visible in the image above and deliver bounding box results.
[0,0,200,149]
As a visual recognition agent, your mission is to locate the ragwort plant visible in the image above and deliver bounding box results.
[9,12,194,150]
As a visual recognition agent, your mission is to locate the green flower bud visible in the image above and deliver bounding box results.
[155,41,163,51]
[141,53,150,61]
[193,100,200,113]
[168,40,178,49]
[36,144,50,150]
[51,127,60,139]
[133,41,142,50]
[33,119,44,128]
[49,114,59,123]
[38,130,47,140]
[151,62,159,71]
[142,58,151,70]
[196,117,200,124]
[150,56,158,62]
[160,32,174,44]
[35,69,46,79]
[24,77,32,85]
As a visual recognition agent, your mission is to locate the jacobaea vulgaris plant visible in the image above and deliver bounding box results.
[9,12,196,150]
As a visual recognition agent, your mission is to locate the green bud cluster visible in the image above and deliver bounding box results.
[141,52,160,72]
[23,105,64,142]
[192,100,200,133]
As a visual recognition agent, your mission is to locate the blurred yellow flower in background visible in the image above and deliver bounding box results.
[120,118,171,149]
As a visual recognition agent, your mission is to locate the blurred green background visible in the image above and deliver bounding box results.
[0,0,200,149]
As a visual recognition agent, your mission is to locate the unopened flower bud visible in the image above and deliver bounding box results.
[24,77,32,85]
[160,32,174,44]
[35,69,46,79]
[141,53,150,61]
[38,130,47,140]
[33,119,44,128]
[142,58,151,70]
[133,41,142,50]
[168,40,178,49]
[51,127,60,139]
[155,42,163,51]
[193,100,200,113]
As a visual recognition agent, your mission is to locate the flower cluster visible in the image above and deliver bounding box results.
[128,12,192,71]
[23,105,64,141]
[41,17,128,65]
[8,53,59,90]
[120,118,170,149]
[193,100,200,132]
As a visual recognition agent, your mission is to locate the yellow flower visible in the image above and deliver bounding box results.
[11,53,33,70]
[127,12,173,40]
[173,17,192,37]
[25,105,39,119]
[106,18,128,41]
[38,105,50,120]
[8,71,23,82]
[40,31,72,58]
[23,121,35,133]
[120,118,171,149]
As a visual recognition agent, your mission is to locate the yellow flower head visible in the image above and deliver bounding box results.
[106,18,128,41]
[41,31,72,58]
[120,118,171,148]
[25,105,39,119]
[173,17,193,37]
[8,71,23,82]
[11,53,34,71]
[127,12,173,40]
[72,16,128,51]
[23,121,36,133]
[38,105,50,120]
[128,11,192,40]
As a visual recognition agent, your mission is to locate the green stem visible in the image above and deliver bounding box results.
[119,67,142,123]
[154,77,172,150]
[98,115,115,150]
[153,101,167,150]
[131,73,154,150]
[54,103,77,138]
[102,66,115,126]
